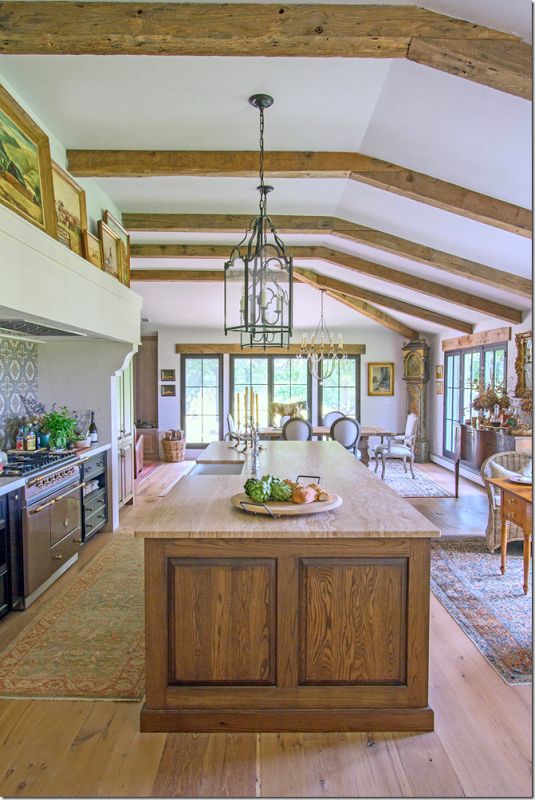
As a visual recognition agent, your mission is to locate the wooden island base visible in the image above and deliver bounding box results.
[136,442,439,734]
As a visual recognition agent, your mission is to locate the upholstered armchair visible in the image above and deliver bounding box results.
[374,413,418,480]
[481,450,532,552]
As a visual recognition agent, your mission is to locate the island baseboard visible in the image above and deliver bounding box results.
[140,706,435,733]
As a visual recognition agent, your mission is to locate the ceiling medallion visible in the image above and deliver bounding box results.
[223,94,293,349]
[298,290,346,382]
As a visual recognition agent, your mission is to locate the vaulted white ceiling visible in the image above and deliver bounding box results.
[0,0,531,337]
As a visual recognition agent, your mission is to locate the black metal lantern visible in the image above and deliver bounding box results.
[224,94,293,349]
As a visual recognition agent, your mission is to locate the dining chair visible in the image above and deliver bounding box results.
[374,413,418,479]
[280,414,291,427]
[225,413,240,442]
[330,416,361,455]
[282,417,312,441]
[323,410,344,428]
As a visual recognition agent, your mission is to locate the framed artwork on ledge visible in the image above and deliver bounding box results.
[104,210,130,286]
[0,84,57,238]
[161,385,176,397]
[52,162,87,256]
[98,220,121,280]
[161,369,176,382]
[368,363,394,396]
[83,230,103,269]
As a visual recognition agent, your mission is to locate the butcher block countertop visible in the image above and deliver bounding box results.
[135,441,440,540]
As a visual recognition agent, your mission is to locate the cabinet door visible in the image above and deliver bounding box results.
[122,443,134,501]
[122,361,134,439]
[116,369,124,441]
[118,447,125,506]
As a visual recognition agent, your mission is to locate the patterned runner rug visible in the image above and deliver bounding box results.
[431,539,532,684]
[0,532,145,700]
[368,461,454,497]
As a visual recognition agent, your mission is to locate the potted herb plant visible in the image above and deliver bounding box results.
[41,406,78,450]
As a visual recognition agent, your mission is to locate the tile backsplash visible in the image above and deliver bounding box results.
[0,337,38,450]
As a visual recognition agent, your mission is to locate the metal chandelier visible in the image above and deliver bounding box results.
[223,94,293,349]
[298,290,346,382]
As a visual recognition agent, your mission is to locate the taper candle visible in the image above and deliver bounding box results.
[236,393,241,427]
[244,386,248,423]
[255,392,259,427]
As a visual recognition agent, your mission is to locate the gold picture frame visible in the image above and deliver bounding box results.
[104,210,130,286]
[436,381,444,395]
[435,365,443,380]
[52,161,87,256]
[368,363,394,396]
[83,230,103,269]
[161,385,176,397]
[98,220,121,280]
[0,84,57,238]
[515,331,532,397]
[161,369,176,382]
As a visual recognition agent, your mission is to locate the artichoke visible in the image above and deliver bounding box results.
[244,478,258,496]
[270,480,292,502]
[247,480,272,503]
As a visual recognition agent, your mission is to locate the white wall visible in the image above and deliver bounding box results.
[155,325,412,445]
[0,71,122,232]
[428,313,533,458]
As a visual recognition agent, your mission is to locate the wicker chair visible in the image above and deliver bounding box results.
[480,450,532,552]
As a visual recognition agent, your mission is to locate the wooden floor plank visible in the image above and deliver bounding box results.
[152,733,257,797]
[0,460,530,798]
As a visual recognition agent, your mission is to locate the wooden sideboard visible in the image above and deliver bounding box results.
[454,424,531,496]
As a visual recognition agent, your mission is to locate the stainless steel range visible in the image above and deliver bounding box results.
[7,452,84,607]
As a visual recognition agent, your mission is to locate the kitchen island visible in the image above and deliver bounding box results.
[135,441,440,733]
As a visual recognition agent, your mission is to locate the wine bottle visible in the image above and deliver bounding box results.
[89,411,98,443]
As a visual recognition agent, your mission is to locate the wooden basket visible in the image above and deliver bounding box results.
[161,439,186,462]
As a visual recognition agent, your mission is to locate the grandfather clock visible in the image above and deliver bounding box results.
[402,339,430,462]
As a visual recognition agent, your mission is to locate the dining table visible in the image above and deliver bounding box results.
[259,425,395,467]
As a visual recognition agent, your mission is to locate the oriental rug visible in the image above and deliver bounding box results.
[431,539,532,684]
[0,532,145,701]
[368,461,454,498]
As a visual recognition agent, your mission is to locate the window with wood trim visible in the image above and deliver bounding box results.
[443,343,507,459]
[319,356,361,423]
[180,355,223,447]
[230,355,311,426]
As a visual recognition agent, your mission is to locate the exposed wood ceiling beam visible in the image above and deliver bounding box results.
[129,232,531,297]
[294,268,473,333]
[407,38,531,100]
[174,342,366,355]
[325,291,417,339]
[129,266,473,333]
[127,214,531,295]
[0,3,528,97]
[69,151,531,236]
[129,244,522,323]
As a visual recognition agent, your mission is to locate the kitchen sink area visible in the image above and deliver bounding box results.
[189,463,245,476]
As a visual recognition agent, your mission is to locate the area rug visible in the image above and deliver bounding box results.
[136,461,163,485]
[431,539,532,684]
[0,532,145,701]
[368,461,454,497]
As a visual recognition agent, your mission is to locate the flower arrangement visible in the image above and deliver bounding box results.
[471,382,511,414]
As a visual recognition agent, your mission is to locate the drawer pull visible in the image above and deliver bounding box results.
[74,538,83,543]
[63,519,70,527]
[53,554,63,560]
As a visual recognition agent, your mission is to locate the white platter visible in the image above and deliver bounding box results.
[230,492,343,516]
[508,476,532,485]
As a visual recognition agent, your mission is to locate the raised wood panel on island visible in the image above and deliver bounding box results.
[136,442,438,733]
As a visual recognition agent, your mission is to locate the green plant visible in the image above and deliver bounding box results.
[471,382,511,413]
[41,406,78,448]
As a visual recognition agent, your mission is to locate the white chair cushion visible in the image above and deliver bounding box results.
[376,444,412,457]
[521,459,533,477]
[488,461,522,480]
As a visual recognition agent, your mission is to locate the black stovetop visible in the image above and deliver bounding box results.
[3,451,78,477]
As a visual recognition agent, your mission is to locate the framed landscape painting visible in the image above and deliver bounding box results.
[83,230,103,269]
[0,84,56,237]
[104,210,130,286]
[368,363,394,396]
[52,162,87,256]
[98,220,121,280]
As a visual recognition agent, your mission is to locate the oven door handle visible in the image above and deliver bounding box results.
[28,482,85,514]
